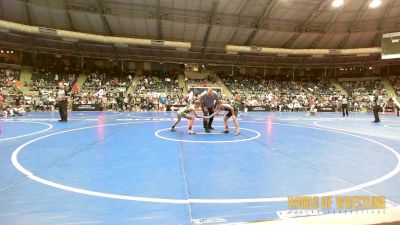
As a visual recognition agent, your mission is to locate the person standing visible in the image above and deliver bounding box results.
[128,74,132,85]
[214,101,240,136]
[117,91,124,111]
[340,95,349,117]
[15,91,24,108]
[199,88,219,133]
[309,98,315,112]
[159,94,167,111]
[170,100,209,134]
[123,95,129,111]
[391,96,400,117]
[187,90,194,103]
[57,82,69,122]
[372,90,382,123]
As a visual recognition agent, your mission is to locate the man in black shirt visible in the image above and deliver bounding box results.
[117,91,124,111]
[199,88,219,133]
[372,90,382,123]
[15,92,24,107]
[340,95,349,117]
[57,83,69,122]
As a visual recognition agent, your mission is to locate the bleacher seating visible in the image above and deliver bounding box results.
[3,64,399,114]
[185,73,218,88]
[340,79,387,111]
[389,76,400,96]
[29,67,78,95]
[302,80,340,109]
[135,72,181,94]
[0,67,21,105]
[223,74,308,111]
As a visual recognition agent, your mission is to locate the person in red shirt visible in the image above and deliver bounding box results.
[309,98,315,112]
[15,80,20,89]
[72,85,79,92]
[0,94,4,117]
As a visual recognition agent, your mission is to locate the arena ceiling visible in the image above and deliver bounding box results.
[0,0,400,67]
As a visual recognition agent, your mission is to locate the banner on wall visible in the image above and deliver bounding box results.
[72,104,101,111]
[247,106,269,111]
[317,106,336,112]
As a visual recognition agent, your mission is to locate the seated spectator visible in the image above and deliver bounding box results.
[340,79,387,111]
[390,76,400,96]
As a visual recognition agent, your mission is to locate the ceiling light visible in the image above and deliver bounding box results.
[332,0,344,8]
[369,0,381,8]
[10,50,13,53]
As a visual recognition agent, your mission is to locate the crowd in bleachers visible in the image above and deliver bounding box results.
[185,74,218,88]
[81,71,127,94]
[127,72,183,111]
[302,80,338,96]
[21,67,78,112]
[0,68,21,107]
[69,70,125,110]
[68,90,186,112]
[340,79,387,111]
[135,72,180,93]
[0,68,26,116]
[390,76,400,96]
[2,64,400,115]
[29,67,78,93]
[301,80,341,109]
[0,68,20,91]
[120,92,186,111]
[69,71,184,111]
[222,74,311,111]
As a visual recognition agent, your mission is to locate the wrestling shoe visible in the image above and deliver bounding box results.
[223,129,229,133]
[188,129,195,134]
[235,129,240,136]
[170,127,176,132]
